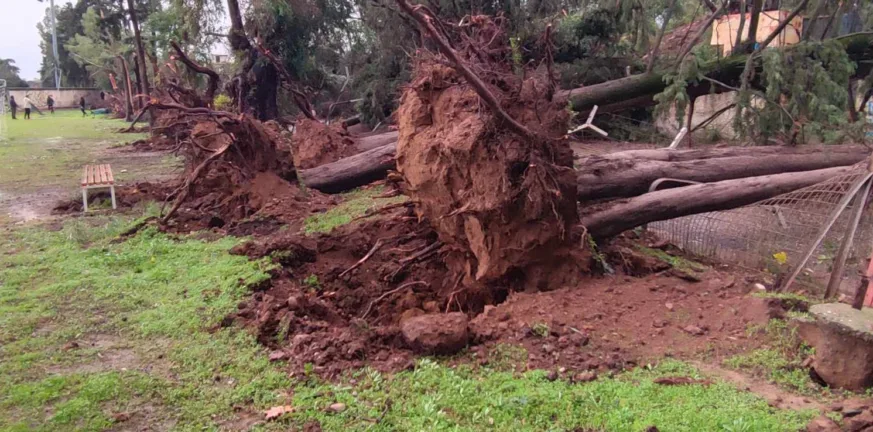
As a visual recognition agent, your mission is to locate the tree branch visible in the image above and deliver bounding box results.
[647,0,678,73]
[170,40,220,104]
[253,42,318,121]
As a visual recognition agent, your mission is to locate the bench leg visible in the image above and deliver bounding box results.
[82,188,88,213]
[110,186,117,210]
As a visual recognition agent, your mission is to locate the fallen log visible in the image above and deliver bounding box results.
[581,166,854,239]
[576,149,870,201]
[590,145,871,162]
[299,141,868,198]
[298,142,397,193]
[355,131,398,151]
[562,32,873,114]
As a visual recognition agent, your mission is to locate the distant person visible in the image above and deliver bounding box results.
[46,95,55,114]
[23,95,34,119]
[79,97,87,116]
[8,95,17,119]
[100,91,105,100]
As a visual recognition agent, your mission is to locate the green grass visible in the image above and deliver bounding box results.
[0,209,290,430]
[280,359,813,431]
[303,186,406,234]
[723,320,824,396]
[635,245,707,273]
[0,109,151,195]
[0,210,820,431]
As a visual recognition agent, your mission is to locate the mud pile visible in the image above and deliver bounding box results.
[396,42,579,288]
[292,118,357,169]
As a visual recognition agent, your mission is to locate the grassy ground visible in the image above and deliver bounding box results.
[0,213,819,431]
[0,110,177,224]
[0,114,820,431]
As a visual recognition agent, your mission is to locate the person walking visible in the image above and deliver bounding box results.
[23,94,34,119]
[8,95,17,119]
[79,96,87,116]
[46,95,55,114]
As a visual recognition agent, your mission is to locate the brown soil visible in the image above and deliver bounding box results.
[292,118,357,169]
[396,58,579,288]
[227,209,774,378]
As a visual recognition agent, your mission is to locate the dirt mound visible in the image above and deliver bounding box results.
[395,21,579,288]
[230,215,452,376]
[167,171,335,234]
[230,211,770,377]
[292,118,357,169]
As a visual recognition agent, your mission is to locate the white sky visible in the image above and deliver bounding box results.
[0,0,73,80]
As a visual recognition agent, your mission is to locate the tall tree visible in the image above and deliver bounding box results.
[126,0,150,96]
[0,59,30,87]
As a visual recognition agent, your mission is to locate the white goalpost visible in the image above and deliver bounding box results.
[0,79,7,142]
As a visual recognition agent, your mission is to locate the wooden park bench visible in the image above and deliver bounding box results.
[81,164,116,212]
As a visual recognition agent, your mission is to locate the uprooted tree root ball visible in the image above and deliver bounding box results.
[396,17,581,289]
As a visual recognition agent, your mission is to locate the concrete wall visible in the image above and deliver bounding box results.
[7,88,104,109]
[655,92,741,140]
[711,11,803,56]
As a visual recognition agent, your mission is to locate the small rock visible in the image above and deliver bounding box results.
[665,303,674,311]
[542,344,555,354]
[545,370,558,381]
[61,341,79,351]
[326,403,346,414]
[111,412,130,423]
[423,301,440,313]
[754,283,766,291]
[845,409,873,431]
[558,367,567,374]
[268,350,288,362]
[400,312,469,355]
[399,308,425,323]
[652,319,668,328]
[573,371,598,383]
[805,415,840,432]
[682,325,705,336]
[292,334,313,347]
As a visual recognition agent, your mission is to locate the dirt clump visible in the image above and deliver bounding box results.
[401,312,469,355]
[808,399,873,431]
[292,118,357,169]
[395,18,579,289]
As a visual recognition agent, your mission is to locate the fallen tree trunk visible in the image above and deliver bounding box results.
[581,166,854,239]
[577,149,869,201]
[299,141,868,196]
[562,32,873,114]
[298,142,397,193]
[591,145,871,162]
[355,131,398,151]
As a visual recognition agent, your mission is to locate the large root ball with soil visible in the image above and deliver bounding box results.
[396,60,578,286]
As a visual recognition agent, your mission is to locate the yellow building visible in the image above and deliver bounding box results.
[710,10,804,56]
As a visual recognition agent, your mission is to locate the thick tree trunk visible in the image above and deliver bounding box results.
[356,131,398,151]
[576,148,870,201]
[298,142,397,193]
[581,166,853,239]
[593,145,871,162]
[563,32,873,115]
[126,0,150,95]
[297,140,868,196]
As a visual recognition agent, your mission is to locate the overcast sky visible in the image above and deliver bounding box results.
[0,0,74,80]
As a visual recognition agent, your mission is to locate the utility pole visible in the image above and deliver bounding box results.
[49,0,61,90]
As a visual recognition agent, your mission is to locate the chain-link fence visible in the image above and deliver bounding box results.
[647,163,873,296]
